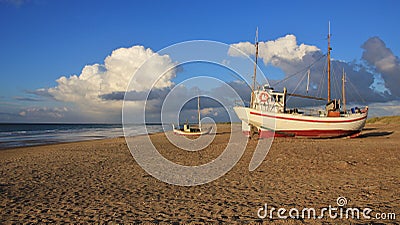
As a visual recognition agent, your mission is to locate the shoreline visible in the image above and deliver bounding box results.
[0,123,234,150]
[0,128,163,151]
[0,119,393,152]
[0,135,124,152]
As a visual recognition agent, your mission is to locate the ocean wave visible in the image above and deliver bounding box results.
[0,124,165,149]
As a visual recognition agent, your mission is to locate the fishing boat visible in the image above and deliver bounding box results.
[173,96,212,136]
[233,25,368,138]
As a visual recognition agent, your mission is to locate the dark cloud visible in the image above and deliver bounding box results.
[13,96,42,101]
[25,89,54,99]
[211,81,251,106]
[101,86,234,123]
[18,107,69,119]
[101,83,247,109]
[100,88,170,101]
[99,92,125,101]
[179,96,224,111]
[362,37,400,97]
[265,47,396,106]
[0,111,17,121]
[268,54,381,106]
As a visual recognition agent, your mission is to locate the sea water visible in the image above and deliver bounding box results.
[0,123,167,149]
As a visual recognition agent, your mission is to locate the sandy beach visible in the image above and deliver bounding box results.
[1,120,399,224]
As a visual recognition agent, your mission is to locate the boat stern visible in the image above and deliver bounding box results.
[234,106,252,137]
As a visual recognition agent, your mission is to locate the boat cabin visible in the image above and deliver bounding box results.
[252,85,286,113]
[183,122,200,133]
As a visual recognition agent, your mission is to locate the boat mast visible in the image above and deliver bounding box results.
[250,27,259,108]
[327,21,332,102]
[306,69,310,94]
[342,68,346,113]
[197,95,201,128]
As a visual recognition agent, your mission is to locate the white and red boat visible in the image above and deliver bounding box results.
[233,86,368,138]
[172,123,212,136]
[173,96,212,136]
[234,26,368,138]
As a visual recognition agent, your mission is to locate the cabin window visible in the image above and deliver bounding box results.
[276,95,283,103]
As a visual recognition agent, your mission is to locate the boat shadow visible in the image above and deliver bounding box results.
[359,131,394,138]
[212,131,231,135]
[362,127,377,131]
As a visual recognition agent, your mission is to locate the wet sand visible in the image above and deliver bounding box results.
[0,122,399,224]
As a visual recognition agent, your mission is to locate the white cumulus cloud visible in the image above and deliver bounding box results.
[41,45,176,116]
[228,34,319,66]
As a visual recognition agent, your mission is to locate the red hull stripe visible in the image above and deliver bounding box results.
[250,112,367,123]
[277,129,359,137]
[259,129,360,137]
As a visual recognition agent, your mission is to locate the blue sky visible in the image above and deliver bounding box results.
[1,0,399,122]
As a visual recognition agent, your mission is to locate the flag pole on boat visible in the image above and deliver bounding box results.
[251,27,259,109]
[342,68,346,113]
[327,21,332,102]
[306,69,310,94]
[197,95,201,130]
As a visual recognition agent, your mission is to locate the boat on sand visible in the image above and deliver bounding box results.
[234,25,368,138]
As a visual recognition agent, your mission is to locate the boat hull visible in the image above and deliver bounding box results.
[173,127,212,136]
[233,106,368,138]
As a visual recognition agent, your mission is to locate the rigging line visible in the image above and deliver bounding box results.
[316,57,327,99]
[255,80,263,89]
[306,69,310,93]
[227,71,268,93]
[313,75,323,108]
[347,84,358,103]
[228,72,250,84]
[286,70,308,102]
[332,60,344,100]
[224,72,257,95]
[318,71,325,98]
[272,54,326,86]
[347,76,366,104]
[330,62,337,99]
[346,84,355,103]
[330,60,352,103]
[332,67,340,100]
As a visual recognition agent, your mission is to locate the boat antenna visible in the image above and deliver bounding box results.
[327,21,332,102]
[306,69,310,94]
[197,95,201,129]
[250,27,259,108]
[342,68,346,113]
